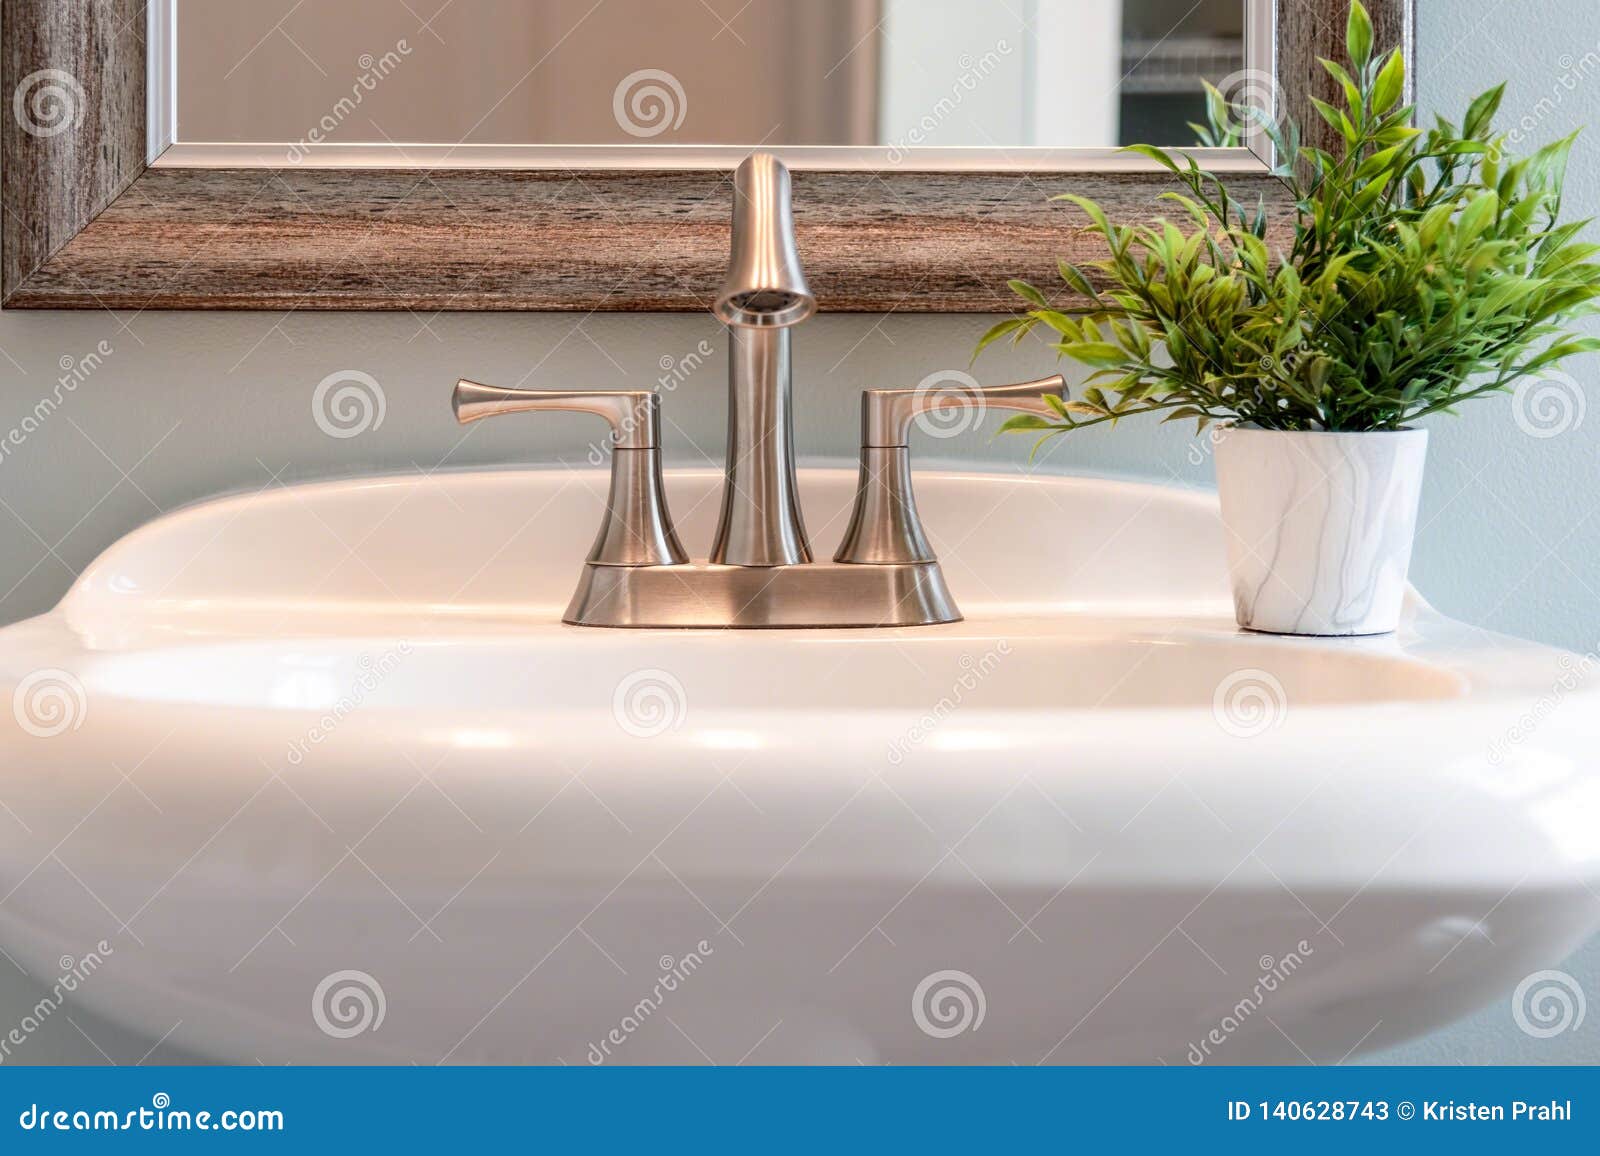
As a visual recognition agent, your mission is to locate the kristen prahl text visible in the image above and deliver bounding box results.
[1228,1100,1574,1123]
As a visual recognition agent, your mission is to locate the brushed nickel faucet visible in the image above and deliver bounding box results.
[452,152,1063,628]
[709,152,813,568]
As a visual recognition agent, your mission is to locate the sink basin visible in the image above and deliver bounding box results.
[2,465,1597,1065]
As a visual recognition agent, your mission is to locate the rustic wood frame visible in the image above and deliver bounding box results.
[2,0,1414,312]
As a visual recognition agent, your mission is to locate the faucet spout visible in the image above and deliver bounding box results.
[714,152,814,328]
[709,153,814,567]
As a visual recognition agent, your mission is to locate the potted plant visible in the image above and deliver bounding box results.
[978,0,1600,635]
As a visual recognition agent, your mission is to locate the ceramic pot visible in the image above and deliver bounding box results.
[1212,425,1428,635]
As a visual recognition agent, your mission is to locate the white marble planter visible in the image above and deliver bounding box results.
[1213,425,1428,635]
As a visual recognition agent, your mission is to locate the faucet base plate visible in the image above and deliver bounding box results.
[563,560,960,629]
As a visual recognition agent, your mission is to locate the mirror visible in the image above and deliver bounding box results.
[173,0,1259,157]
[18,0,1408,312]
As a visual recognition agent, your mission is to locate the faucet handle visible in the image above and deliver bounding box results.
[835,374,1067,565]
[453,381,663,449]
[452,380,687,567]
[859,374,1067,447]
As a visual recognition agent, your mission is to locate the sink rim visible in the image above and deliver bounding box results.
[1,460,1589,712]
[53,462,1242,628]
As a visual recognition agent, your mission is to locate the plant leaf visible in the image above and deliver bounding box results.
[1346,0,1374,71]
[1063,342,1127,368]
[1370,50,1406,114]
[1463,84,1506,139]
[973,317,1031,361]
[1008,279,1048,307]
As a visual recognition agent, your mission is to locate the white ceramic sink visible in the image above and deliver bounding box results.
[2,466,1597,1065]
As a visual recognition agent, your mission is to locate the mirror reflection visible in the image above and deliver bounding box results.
[174,0,1251,153]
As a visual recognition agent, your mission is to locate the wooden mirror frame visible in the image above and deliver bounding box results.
[2,0,1413,312]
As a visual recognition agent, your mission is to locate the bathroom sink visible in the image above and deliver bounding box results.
[2,466,1597,1065]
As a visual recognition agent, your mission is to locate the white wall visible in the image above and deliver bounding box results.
[0,0,1597,1063]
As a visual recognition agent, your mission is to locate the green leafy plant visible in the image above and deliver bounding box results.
[979,0,1600,449]
[1189,80,1247,148]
